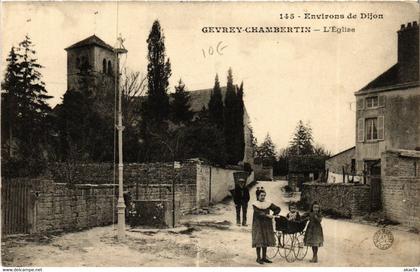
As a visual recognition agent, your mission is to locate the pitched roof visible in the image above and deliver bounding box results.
[65,35,114,52]
[327,146,355,160]
[357,64,401,93]
[187,87,227,112]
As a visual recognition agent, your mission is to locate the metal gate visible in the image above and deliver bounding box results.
[1,180,34,235]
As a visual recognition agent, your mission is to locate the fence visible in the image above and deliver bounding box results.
[1,180,35,235]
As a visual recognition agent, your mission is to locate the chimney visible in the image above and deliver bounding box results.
[397,21,419,83]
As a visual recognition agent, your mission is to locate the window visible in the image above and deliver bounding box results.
[366,118,378,140]
[108,61,112,75]
[366,96,379,108]
[102,59,107,73]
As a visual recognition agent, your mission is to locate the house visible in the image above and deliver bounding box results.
[354,21,420,179]
[317,21,420,222]
[324,146,363,183]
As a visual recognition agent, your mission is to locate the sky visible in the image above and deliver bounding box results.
[1,1,419,154]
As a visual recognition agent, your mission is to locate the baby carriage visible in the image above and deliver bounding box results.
[267,215,309,262]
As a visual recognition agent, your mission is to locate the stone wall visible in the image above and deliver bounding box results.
[254,164,273,181]
[209,167,239,203]
[125,183,196,215]
[49,161,198,185]
[12,162,249,233]
[301,182,371,218]
[381,150,420,229]
[32,179,117,233]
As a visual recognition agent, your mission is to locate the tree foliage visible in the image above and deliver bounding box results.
[289,120,314,156]
[143,20,172,123]
[1,35,52,177]
[223,68,245,165]
[256,133,277,165]
[208,74,224,128]
[170,79,193,124]
[55,71,114,162]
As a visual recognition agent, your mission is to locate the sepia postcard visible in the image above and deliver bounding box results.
[1,1,419,270]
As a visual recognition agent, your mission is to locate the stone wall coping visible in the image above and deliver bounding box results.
[384,149,420,158]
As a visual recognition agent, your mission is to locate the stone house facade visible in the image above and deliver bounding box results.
[354,21,420,175]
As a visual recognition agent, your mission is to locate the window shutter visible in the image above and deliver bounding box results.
[357,118,365,142]
[379,95,386,107]
[356,98,364,110]
[377,116,384,140]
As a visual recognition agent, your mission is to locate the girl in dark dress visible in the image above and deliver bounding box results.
[303,202,324,263]
[252,189,281,264]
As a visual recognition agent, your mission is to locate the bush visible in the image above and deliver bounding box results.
[2,155,47,178]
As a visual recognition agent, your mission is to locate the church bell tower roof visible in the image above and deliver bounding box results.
[65,35,114,52]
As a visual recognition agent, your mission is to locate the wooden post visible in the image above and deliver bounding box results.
[208,166,212,204]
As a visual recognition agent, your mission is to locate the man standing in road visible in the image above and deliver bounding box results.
[230,178,250,226]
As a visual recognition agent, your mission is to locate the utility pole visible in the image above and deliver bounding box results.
[115,34,128,241]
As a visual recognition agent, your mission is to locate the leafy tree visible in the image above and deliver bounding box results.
[1,36,52,177]
[208,74,224,128]
[181,108,227,165]
[256,133,277,165]
[170,79,193,124]
[55,67,113,162]
[313,144,331,157]
[142,20,172,123]
[289,120,314,156]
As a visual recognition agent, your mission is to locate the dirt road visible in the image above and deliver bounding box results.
[2,181,419,267]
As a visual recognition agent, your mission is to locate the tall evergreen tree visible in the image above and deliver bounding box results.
[289,120,314,156]
[235,82,245,162]
[170,79,193,124]
[224,68,239,164]
[208,74,224,128]
[1,47,19,157]
[143,20,172,123]
[256,133,277,165]
[1,36,52,176]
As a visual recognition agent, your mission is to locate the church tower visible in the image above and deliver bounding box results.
[65,35,116,93]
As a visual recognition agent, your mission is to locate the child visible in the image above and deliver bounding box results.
[286,202,301,221]
[252,189,281,264]
[303,201,324,263]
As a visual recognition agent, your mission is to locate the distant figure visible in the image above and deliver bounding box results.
[252,189,281,264]
[230,178,250,226]
[303,201,324,263]
[123,191,132,220]
[256,186,261,197]
[286,202,301,221]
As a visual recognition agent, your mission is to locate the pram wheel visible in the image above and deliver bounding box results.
[267,233,281,259]
[283,233,296,262]
[293,232,308,260]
